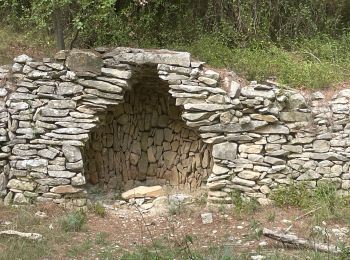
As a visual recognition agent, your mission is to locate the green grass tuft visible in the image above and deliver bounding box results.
[59,210,86,232]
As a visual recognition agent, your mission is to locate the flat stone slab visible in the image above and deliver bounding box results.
[122,185,165,200]
[104,47,191,67]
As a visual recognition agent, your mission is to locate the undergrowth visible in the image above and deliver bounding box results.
[59,210,86,232]
[230,190,260,218]
[271,182,350,224]
[175,34,350,89]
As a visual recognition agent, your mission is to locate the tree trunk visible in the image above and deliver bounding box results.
[53,7,65,50]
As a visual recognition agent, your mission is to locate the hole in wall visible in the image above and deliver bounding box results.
[82,65,213,195]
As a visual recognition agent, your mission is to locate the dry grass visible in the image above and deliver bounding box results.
[0,28,55,65]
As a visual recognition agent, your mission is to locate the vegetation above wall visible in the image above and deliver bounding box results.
[0,0,349,88]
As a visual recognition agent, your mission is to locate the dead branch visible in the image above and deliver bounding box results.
[262,228,341,254]
[295,206,323,221]
[0,230,43,241]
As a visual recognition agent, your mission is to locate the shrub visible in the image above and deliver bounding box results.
[270,183,312,208]
[59,210,86,232]
[90,202,106,218]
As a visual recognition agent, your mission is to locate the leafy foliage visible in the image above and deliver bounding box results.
[1,0,349,48]
[0,1,349,88]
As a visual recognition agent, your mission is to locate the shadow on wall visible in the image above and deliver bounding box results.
[83,65,213,192]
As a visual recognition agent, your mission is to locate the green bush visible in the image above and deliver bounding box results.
[90,202,106,218]
[270,183,312,208]
[59,210,86,232]
[1,0,349,48]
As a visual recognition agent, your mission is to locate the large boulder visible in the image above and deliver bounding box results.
[66,49,102,76]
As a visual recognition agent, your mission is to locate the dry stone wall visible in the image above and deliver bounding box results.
[84,83,213,191]
[0,47,350,207]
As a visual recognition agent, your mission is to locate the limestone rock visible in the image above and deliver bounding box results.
[78,79,123,93]
[50,185,83,194]
[7,179,36,191]
[241,86,274,99]
[280,112,311,122]
[71,174,86,186]
[66,49,102,75]
[254,124,290,134]
[13,193,29,204]
[57,82,83,96]
[238,170,260,180]
[14,54,33,63]
[101,67,132,79]
[105,48,191,67]
[62,145,82,163]
[313,140,330,153]
[121,186,165,199]
[201,213,213,224]
[212,142,237,161]
[251,114,278,123]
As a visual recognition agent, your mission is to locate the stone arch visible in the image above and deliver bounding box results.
[1,48,232,207]
[83,62,214,193]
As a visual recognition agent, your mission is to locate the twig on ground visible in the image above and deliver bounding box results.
[262,228,340,254]
[295,206,323,221]
[284,206,323,233]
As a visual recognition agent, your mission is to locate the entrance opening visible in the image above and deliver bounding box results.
[83,65,213,193]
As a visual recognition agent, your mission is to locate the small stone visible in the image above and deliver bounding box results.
[50,185,83,194]
[313,140,330,153]
[201,213,213,224]
[62,145,82,162]
[13,193,29,204]
[14,54,33,63]
[238,170,260,180]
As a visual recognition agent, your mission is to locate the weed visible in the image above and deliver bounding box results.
[59,210,86,232]
[90,202,106,218]
[243,219,263,241]
[95,232,109,246]
[230,191,259,218]
[267,211,276,222]
[193,192,208,206]
[270,183,312,208]
[67,238,93,258]
[0,237,50,260]
[271,182,350,225]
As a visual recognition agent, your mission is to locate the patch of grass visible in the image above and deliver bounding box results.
[174,34,350,89]
[67,237,93,258]
[0,27,54,65]
[230,191,260,218]
[59,210,86,232]
[120,240,240,260]
[0,237,50,260]
[270,183,312,208]
[267,211,276,223]
[271,182,350,225]
[90,202,106,218]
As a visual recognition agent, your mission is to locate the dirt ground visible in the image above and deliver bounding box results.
[1,190,350,260]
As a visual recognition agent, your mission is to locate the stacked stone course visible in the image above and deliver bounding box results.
[0,47,350,207]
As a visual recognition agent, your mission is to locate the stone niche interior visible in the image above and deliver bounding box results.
[83,65,213,192]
